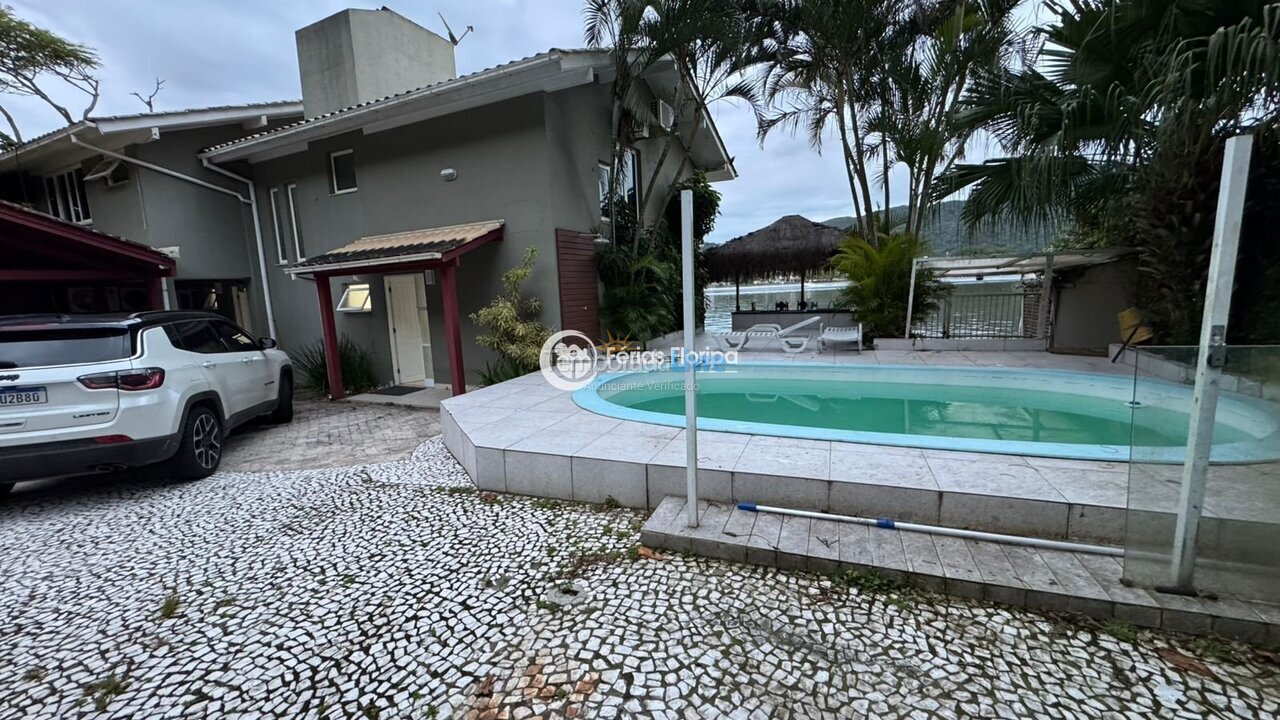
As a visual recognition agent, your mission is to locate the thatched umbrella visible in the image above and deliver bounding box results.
[705,215,848,309]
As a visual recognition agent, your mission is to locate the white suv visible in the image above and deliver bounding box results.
[0,311,293,494]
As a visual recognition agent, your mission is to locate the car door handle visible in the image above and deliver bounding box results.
[240,357,253,364]
[202,361,215,369]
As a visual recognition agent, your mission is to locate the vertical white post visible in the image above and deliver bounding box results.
[1037,254,1055,343]
[681,189,699,528]
[161,278,172,311]
[1170,134,1253,590]
[904,257,919,338]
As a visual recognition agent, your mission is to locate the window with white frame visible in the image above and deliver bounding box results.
[269,187,288,264]
[329,149,357,194]
[44,169,92,224]
[336,282,372,313]
[597,162,612,224]
[286,183,305,261]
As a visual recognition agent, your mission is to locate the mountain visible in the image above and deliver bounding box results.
[822,199,1062,256]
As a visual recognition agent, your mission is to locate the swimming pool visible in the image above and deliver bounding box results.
[572,363,1280,463]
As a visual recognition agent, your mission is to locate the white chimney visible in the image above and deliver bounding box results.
[295,8,457,119]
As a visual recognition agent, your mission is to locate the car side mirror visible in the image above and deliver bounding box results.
[259,337,278,349]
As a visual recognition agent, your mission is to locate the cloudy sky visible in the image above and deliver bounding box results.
[9,1,1036,244]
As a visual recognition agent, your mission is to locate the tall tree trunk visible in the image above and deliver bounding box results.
[846,106,879,242]
[835,101,866,235]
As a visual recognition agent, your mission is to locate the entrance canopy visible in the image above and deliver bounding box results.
[286,220,503,399]
[918,248,1138,279]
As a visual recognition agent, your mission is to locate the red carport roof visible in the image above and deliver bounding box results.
[0,200,175,278]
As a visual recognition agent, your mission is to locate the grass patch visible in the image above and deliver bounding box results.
[438,487,476,496]
[83,674,128,712]
[829,568,929,609]
[1099,619,1139,643]
[341,575,357,587]
[157,593,180,620]
[535,598,562,613]
[22,666,48,682]
[530,498,562,511]
[1188,635,1237,662]
[214,596,237,610]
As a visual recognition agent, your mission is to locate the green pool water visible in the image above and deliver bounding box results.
[603,376,1245,448]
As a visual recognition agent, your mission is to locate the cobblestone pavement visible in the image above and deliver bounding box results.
[220,401,439,472]
[2,438,1278,719]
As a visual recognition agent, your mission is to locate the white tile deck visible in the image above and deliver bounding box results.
[440,347,1278,546]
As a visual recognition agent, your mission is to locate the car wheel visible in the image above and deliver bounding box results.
[171,406,223,480]
[269,374,294,424]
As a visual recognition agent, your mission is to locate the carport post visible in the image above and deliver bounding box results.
[440,260,467,396]
[314,273,345,400]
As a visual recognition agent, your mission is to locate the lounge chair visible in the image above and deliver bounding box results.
[714,315,820,352]
[818,323,863,353]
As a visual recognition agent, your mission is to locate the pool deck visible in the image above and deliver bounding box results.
[639,497,1280,648]
[440,348,1274,545]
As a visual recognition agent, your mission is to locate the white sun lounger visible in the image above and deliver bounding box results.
[714,315,820,353]
[818,323,863,353]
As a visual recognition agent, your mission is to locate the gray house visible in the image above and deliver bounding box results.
[0,102,303,323]
[1,7,736,396]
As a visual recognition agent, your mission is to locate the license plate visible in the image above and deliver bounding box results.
[0,386,47,406]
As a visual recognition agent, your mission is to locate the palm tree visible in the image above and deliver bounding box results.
[937,0,1280,230]
[756,0,1023,243]
[583,0,767,242]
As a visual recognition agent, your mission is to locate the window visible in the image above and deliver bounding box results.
[329,149,357,194]
[598,163,612,223]
[286,183,305,260]
[168,321,226,354]
[597,149,641,226]
[336,283,373,313]
[44,169,92,224]
[269,187,288,264]
[211,320,258,350]
[620,147,641,219]
[0,328,129,369]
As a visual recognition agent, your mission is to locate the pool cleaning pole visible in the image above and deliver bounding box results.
[682,188,699,528]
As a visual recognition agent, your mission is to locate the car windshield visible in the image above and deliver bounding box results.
[0,327,132,368]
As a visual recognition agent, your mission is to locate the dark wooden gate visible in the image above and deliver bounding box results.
[555,229,600,340]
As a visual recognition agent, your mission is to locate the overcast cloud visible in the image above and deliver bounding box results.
[14,1,966,244]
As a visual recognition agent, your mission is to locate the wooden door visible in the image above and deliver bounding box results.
[556,229,600,339]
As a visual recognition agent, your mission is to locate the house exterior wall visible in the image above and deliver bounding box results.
[249,93,560,386]
[1051,259,1138,352]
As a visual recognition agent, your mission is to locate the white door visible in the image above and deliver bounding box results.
[385,274,432,386]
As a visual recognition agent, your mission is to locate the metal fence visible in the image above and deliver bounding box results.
[912,291,1040,339]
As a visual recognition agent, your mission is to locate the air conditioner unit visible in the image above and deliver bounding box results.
[650,99,675,131]
[631,118,650,140]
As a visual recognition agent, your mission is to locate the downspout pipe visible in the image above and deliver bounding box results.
[68,130,279,339]
[201,159,278,340]
[737,503,1123,557]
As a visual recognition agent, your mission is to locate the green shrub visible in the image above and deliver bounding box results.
[470,248,552,385]
[831,232,947,341]
[291,335,378,395]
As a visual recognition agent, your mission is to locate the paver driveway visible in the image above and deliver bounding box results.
[1,404,1278,719]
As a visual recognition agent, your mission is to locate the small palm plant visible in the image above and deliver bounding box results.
[831,232,946,341]
[470,247,552,385]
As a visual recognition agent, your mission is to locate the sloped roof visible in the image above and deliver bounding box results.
[0,200,175,273]
[287,220,504,275]
[201,49,599,157]
[705,215,849,282]
[0,101,303,160]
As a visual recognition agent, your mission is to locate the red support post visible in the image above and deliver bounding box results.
[314,274,345,400]
[440,261,467,396]
[147,276,165,310]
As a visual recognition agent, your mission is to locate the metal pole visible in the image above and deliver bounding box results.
[681,189,699,528]
[904,257,919,338]
[1037,253,1055,345]
[1169,134,1253,590]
